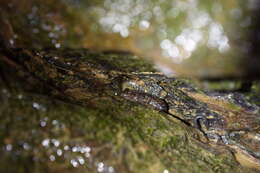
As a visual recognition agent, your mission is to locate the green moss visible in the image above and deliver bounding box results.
[252,81,260,95]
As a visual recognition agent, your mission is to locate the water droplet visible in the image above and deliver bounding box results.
[71,159,79,167]
[49,155,55,161]
[80,146,91,153]
[72,146,79,152]
[163,169,169,173]
[55,43,61,48]
[23,143,30,150]
[9,39,14,45]
[139,20,150,30]
[52,120,58,125]
[97,162,104,172]
[108,166,115,173]
[77,156,85,165]
[51,139,60,147]
[57,149,63,156]
[6,144,12,151]
[64,145,70,150]
[85,152,90,158]
[40,120,47,127]
[42,139,50,147]
[17,94,23,99]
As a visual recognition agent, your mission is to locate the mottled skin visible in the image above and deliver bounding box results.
[1,48,260,169]
[121,74,260,169]
[121,74,226,132]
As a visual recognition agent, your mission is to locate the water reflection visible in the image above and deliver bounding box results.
[2,0,258,77]
[208,22,230,53]
[78,0,254,76]
[93,0,232,61]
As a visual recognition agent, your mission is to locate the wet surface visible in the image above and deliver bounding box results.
[0,0,260,172]
[0,88,118,173]
[1,82,258,173]
[1,48,259,172]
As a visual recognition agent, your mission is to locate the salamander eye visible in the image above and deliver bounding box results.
[194,115,209,131]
